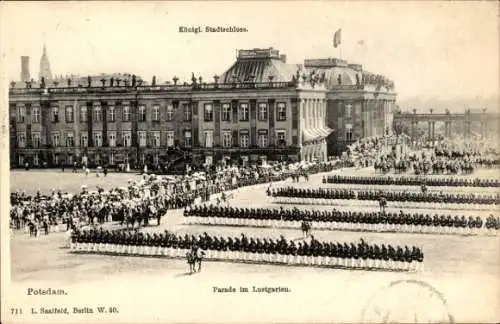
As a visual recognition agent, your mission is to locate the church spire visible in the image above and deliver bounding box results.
[39,43,52,81]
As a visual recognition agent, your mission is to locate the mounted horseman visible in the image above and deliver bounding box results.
[301,218,312,239]
[186,244,205,273]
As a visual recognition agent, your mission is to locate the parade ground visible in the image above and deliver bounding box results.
[8,168,500,323]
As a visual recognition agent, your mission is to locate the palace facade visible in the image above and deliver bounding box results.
[8,47,396,170]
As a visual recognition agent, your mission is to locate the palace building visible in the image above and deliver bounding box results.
[8,46,396,170]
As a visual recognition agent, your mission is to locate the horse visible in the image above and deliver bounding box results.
[186,248,205,273]
[301,220,311,239]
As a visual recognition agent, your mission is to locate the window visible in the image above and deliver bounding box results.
[65,106,74,123]
[52,132,60,147]
[258,103,268,121]
[184,130,192,147]
[80,133,88,147]
[152,131,161,147]
[138,131,147,147]
[122,132,131,147]
[33,154,39,166]
[345,124,353,142]
[17,106,25,123]
[32,106,40,123]
[93,132,102,147]
[204,103,213,122]
[222,131,232,148]
[346,104,352,119]
[32,133,40,148]
[276,130,287,146]
[139,105,146,121]
[66,132,74,147]
[166,131,174,147]
[93,105,102,122]
[108,106,115,122]
[203,130,213,148]
[108,132,116,147]
[183,103,191,121]
[166,104,174,121]
[80,106,88,122]
[277,102,287,121]
[240,132,249,148]
[239,103,249,121]
[122,105,130,122]
[258,132,268,148]
[52,107,59,123]
[153,105,160,121]
[17,133,26,148]
[221,103,231,121]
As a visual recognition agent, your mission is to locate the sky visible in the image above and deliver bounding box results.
[1,1,498,101]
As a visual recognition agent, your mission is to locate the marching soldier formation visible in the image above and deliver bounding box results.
[70,228,424,272]
[269,187,500,206]
[184,204,500,235]
[323,175,500,188]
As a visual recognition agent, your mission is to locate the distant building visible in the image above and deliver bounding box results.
[8,46,396,169]
[38,44,52,81]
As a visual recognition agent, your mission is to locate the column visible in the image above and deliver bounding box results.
[317,99,321,130]
[314,99,319,130]
[321,99,326,129]
[300,99,306,129]
[311,99,315,130]
[310,99,315,130]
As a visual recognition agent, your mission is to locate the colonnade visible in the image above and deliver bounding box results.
[301,98,327,131]
[409,119,488,144]
[300,98,328,162]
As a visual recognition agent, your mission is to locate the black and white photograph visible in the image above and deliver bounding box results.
[1,1,499,323]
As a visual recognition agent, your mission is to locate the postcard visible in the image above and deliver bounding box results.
[1,1,499,323]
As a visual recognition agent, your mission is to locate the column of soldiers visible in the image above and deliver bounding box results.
[183,205,500,235]
[268,187,500,205]
[323,175,500,188]
[70,228,424,272]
